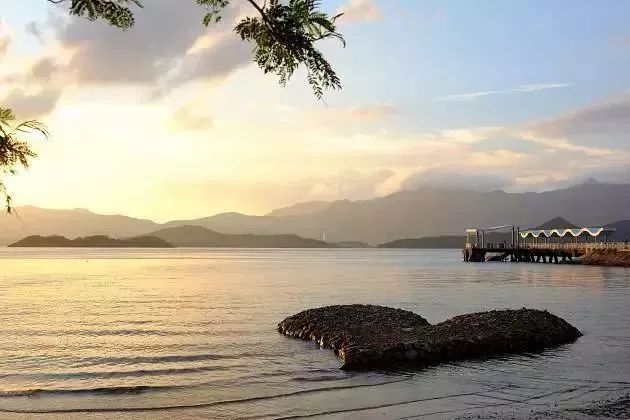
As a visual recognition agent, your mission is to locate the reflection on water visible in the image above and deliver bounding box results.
[0,248,628,419]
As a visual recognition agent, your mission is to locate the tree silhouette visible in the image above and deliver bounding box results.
[0,109,49,211]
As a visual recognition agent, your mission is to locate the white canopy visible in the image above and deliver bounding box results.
[519,227,615,239]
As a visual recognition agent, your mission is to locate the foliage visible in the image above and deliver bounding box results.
[0,109,49,212]
[201,0,344,99]
[0,0,345,211]
[47,0,142,29]
[48,0,345,98]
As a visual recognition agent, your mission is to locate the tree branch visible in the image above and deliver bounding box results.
[244,0,281,41]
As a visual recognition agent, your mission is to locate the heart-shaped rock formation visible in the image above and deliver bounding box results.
[278,305,581,370]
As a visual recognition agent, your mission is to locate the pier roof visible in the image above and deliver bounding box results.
[519,227,615,238]
[465,225,514,234]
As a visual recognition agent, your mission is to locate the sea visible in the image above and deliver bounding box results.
[0,248,628,419]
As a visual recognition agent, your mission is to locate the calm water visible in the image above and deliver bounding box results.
[0,248,629,419]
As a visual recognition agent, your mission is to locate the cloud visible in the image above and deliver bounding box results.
[401,168,514,192]
[168,103,213,131]
[337,0,382,24]
[3,88,63,119]
[514,83,573,92]
[391,95,630,194]
[1,56,64,86]
[437,90,503,101]
[0,37,8,58]
[0,1,253,119]
[305,102,399,126]
[168,34,251,88]
[470,137,540,154]
[0,55,66,118]
[467,149,529,167]
[25,22,44,42]
[53,0,250,87]
[529,94,630,141]
[158,169,396,217]
[512,166,630,192]
[307,169,396,201]
[0,20,9,58]
[518,130,615,157]
[436,83,573,101]
[345,103,399,120]
[30,57,63,81]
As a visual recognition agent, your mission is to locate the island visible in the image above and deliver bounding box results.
[148,225,334,248]
[278,304,581,370]
[378,235,465,248]
[8,235,174,248]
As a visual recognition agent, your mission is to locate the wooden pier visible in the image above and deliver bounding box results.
[463,246,580,263]
[463,224,627,264]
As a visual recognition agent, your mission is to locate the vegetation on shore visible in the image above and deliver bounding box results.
[9,235,173,248]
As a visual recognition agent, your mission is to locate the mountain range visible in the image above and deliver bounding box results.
[2,182,630,246]
[148,225,331,248]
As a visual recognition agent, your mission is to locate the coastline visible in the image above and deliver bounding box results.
[456,392,630,419]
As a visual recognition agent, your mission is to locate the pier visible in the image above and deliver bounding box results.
[463,225,628,263]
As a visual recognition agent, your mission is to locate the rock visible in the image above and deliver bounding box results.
[277,305,582,370]
[404,349,418,360]
[582,249,630,267]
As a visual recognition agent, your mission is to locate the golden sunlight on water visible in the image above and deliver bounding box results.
[0,248,629,419]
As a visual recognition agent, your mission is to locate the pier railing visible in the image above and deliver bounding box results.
[522,242,630,251]
[465,242,630,251]
[464,241,630,264]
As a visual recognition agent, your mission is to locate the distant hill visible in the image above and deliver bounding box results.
[4,183,630,246]
[149,225,332,248]
[535,217,578,230]
[606,220,630,242]
[9,235,173,248]
[378,236,465,249]
[0,206,159,245]
[164,183,630,245]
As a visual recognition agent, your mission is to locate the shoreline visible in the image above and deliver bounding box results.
[456,392,630,419]
[3,245,630,268]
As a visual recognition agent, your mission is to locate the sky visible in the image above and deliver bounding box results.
[1,0,630,221]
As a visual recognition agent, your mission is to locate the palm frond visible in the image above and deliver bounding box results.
[0,108,48,212]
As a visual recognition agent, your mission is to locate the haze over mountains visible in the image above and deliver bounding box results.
[2,182,630,246]
[149,225,331,248]
[0,206,158,245]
